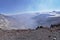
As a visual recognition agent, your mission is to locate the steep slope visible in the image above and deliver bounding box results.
[0,14,10,29]
[0,14,19,30]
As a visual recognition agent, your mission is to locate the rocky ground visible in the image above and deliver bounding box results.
[0,27,60,40]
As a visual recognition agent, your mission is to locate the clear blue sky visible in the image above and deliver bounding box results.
[0,0,60,14]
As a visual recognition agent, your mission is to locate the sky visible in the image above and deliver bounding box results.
[0,0,60,14]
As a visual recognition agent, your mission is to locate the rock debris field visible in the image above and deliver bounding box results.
[0,27,60,40]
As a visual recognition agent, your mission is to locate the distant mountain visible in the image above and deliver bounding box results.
[0,13,37,30]
[33,11,60,27]
[47,17,60,25]
[11,13,37,29]
[0,11,60,30]
[33,14,52,27]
